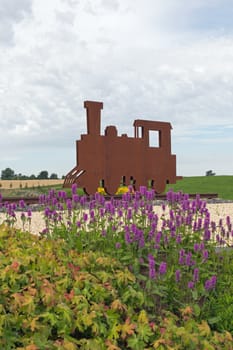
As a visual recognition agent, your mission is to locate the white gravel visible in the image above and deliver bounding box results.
[1,203,233,245]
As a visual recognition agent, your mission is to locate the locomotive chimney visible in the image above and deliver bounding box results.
[84,101,103,136]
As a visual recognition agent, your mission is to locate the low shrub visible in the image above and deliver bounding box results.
[0,224,233,349]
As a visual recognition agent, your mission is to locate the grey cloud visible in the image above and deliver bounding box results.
[100,0,119,11]
[0,0,32,45]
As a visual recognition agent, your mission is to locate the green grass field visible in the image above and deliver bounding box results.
[165,175,233,200]
[1,176,233,200]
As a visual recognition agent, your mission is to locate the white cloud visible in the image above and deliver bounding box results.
[0,0,32,46]
[0,0,233,177]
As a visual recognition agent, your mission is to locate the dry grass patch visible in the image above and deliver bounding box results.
[0,179,64,189]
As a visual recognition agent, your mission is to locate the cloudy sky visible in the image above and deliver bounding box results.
[1,0,233,179]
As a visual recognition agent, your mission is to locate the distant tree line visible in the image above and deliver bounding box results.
[205,170,216,176]
[0,167,60,180]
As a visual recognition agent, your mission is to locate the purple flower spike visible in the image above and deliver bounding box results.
[83,213,88,222]
[71,183,77,195]
[185,252,192,266]
[19,199,26,209]
[193,268,199,282]
[188,281,195,289]
[146,189,155,200]
[202,249,209,261]
[159,262,167,275]
[72,194,79,203]
[205,275,217,290]
[148,254,156,279]
[204,229,211,241]
[155,231,162,244]
[139,186,147,196]
[175,269,181,282]
[127,208,132,220]
[66,199,72,211]
[194,243,200,252]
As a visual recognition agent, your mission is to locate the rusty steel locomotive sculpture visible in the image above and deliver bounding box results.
[63,101,181,195]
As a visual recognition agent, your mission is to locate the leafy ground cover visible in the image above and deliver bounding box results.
[0,187,233,349]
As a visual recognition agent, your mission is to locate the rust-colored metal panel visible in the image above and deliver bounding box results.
[63,101,181,195]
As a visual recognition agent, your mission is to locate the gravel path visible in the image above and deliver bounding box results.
[0,202,231,239]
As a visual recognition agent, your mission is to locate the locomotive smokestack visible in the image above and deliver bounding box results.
[84,101,103,136]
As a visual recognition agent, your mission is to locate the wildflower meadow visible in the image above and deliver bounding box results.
[0,186,233,349]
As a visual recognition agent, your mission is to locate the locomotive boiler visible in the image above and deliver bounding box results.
[63,100,181,195]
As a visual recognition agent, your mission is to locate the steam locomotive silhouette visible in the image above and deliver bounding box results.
[63,101,181,195]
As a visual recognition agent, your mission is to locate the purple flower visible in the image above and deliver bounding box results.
[124,226,131,244]
[71,183,77,195]
[60,191,67,200]
[72,194,79,203]
[188,281,195,289]
[155,231,162,244]
[117,209,123,217]
[83,213,88,222]
[146,190,155,200]
[199,242,205,250]
[185,252,192,266]
[148,254,156,279]
[169,209,174,220]
[66,199,72,211]
[139,236,145,248]
[139,186,147,196]
[125,231,131,244]
[193,268,199,282]
[19,199,26,209]
[226,215,231,227]
[44,207,51,218]
[80,196,86,206]
[159,262,167,275]
[194,243,200,252]
[179,249,185,265]
[202,250,209,261]
[204,229,211,241]
[179,249,185,256]
[127,208,132,220]
[205,276,217,290]
[99,207,105,217]
[148,212,154,221]
[52,197,58,206]
[115,242,121,249]
[175,269,181,282]
[197,218,202,230]
[90,210,95,219]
